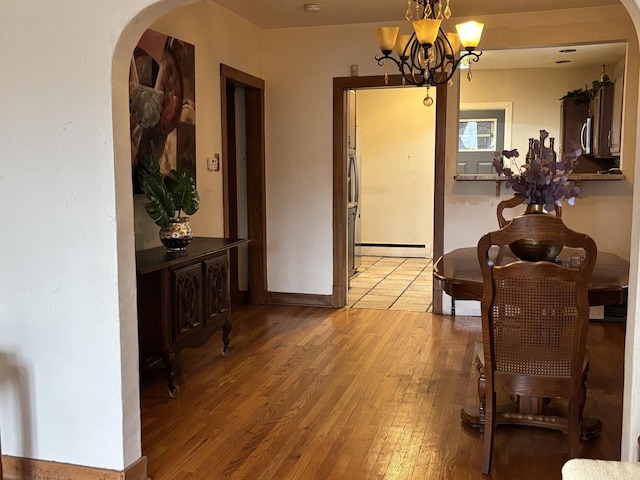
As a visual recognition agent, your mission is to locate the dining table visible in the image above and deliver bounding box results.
[434,246,629,311]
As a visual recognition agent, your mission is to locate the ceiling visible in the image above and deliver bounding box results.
[210,0,626,69]
[210,0,620,30]
[476,43,627,71]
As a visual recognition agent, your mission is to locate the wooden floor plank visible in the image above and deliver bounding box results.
[141,305,625,480]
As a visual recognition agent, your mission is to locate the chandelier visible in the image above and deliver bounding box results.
[374,0,484,106]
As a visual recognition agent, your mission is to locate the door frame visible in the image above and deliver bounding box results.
[332,75,446,312]
[220,64,267,304]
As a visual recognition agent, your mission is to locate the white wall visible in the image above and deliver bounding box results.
[263,23,386,295]
[620,0,640,462]
[357,88,435,257]
[0,0,168,470]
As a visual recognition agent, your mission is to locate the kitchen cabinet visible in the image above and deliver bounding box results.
[610,67,624,156]
[136,237,248,397]
[590,83,615,158]
[560,97,589,157]
[560,85,618,174]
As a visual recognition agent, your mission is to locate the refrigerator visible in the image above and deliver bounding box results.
[347,89,361,280]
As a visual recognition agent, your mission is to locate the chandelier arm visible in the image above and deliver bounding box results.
[454,50,483,69]
[399,57,424,86]
[426,50,482,85]
[409,41,428,86]
[374,53,403,70]
[428,34,448,70]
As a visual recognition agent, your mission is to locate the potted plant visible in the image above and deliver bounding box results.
[492,130,582,261]
[493,130,581,213]
[135,153,200,253]
[561,77,613,105]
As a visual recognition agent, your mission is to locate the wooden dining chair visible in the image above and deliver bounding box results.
[497,196,562,228]
[476,213,597,474]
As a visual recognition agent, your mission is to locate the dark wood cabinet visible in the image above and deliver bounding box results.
[136,237,247,397]
[560,85,618,174]
[590,83,615,158]
[560,97,589,156]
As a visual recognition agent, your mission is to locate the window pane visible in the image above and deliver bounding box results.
[458,118,497,152]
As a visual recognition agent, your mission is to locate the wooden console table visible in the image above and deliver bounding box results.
[136,237,248,397]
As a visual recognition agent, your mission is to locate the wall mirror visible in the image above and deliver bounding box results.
[456,42,627,176]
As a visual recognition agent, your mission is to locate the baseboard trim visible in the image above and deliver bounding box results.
[267,291,333,307]
[359,245,430,258]
[3,455,148,480]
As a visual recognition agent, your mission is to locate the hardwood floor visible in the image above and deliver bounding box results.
[140,305,624,479]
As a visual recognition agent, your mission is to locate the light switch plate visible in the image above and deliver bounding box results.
[207,154,220,171]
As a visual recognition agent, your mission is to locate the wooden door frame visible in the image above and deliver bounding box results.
[220,64,267,304]
[332,75,446,312]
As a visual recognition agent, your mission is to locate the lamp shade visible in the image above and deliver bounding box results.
[444,32,460,57]
[375,27,400,54]
[395,34,412,58]
[455,21,484,50]
[412,18,442,46]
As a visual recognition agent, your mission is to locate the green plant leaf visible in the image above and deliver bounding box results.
[135,153,163,190]
[166,167,200,216]
[142,176,175,228]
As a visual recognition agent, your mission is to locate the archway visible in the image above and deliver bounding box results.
[110,0,209,473]
[619,0,640,461]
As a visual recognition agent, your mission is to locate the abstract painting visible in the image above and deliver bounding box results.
[129,29,196,190]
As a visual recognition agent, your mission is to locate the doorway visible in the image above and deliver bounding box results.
[332,76,447,312]
[220,64,268,304]
[347,87,436,311]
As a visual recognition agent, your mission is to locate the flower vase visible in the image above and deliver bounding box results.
[508,204,563,262]
[159,217,193,254]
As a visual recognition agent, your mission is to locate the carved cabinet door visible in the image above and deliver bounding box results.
[203,253,229,325]
[172,263,203,344]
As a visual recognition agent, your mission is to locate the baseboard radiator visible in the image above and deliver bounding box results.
[357,243,431,258]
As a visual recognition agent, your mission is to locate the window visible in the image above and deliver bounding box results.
[458,118,497,152]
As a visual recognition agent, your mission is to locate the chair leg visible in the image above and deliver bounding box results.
[476,357,486,422]
[568,369,589,457]
[568,400,581,458]
[482,391,496,475]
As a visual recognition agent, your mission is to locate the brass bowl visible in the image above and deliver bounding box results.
[509,238,563,262]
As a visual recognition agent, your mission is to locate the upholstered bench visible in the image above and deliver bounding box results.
[562,458,640,479]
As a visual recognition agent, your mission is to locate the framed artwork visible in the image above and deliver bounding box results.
[129,29,196,191]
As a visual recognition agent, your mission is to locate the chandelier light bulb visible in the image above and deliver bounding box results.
[375,27,399,54]
[456,21,484,50]
[413,18,442,45]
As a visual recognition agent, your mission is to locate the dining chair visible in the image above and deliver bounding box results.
[497,196,562,228]
[448,198,559,315]
[475,213,597,474]
[448,197,561,315]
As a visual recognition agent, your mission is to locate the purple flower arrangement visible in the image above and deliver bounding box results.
[493,130,582,212]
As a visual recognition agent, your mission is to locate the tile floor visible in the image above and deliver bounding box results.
[348,256,433,312]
